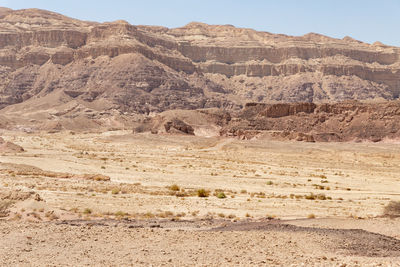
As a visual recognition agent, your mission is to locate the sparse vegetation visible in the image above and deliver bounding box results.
[305,193,329,200]
[169,184,180,191]
[111,188,120,195]
[216,192,226,199]
[191,210,200,217]
[83,208,92,215]
[115,211,128,217]
[197,189,209,198]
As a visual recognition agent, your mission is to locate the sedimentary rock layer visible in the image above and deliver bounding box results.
[0,7,399,114]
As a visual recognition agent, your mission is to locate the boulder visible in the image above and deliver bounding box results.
[164,119,194,135]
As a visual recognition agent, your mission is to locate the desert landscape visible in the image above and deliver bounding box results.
[1,130,400,266]
[1,6,400,267]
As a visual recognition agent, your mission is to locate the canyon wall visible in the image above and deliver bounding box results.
[0,8,399,114]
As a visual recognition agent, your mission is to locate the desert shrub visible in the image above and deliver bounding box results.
[305,193,327,200]
[383,201,400,217]
[256,192,266,198]
[115,211,128,217]
[83,208,92,214]
[216,192,226,199]
[169,184,180,191]
[307,213,316,219]
[197,189,209,198]
[305,193,316,200]
[111,188,120,195]
[143,212,155,218]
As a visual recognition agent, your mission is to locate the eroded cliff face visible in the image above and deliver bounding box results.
[0,8,400,114]
[220,101,400,142]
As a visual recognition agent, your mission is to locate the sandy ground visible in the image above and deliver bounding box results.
[1,130,400,266]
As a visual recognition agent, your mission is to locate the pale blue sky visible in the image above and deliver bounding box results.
[1,0,399,46]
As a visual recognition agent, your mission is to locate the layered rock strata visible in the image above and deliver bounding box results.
[0,7,399,115]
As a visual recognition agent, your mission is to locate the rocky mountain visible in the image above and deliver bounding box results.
[0,7,400,120]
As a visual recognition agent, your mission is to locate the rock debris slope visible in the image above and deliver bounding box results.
[0,7,400,118]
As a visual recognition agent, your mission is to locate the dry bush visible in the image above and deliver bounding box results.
[169,184,180,191]
[305,193,329,200]
[115,211,128,217]
[383,201,400,217]
[197,189,209,198]
[83,208,92,215]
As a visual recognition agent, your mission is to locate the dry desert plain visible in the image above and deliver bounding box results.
[1,130,400,266]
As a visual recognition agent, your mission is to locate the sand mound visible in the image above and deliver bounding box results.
[134,109,231,137]
[0,162,110,181]
[0,138,24,153]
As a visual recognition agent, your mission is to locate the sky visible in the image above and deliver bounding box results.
[1,0,399,46]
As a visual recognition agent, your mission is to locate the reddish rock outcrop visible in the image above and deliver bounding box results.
[221,101,400,142]
[258,103,316,118]
[164,119,195,135]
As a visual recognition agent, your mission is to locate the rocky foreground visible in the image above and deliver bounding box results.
[1,219,400,266]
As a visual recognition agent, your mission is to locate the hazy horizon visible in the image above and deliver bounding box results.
[1,0,399,46]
